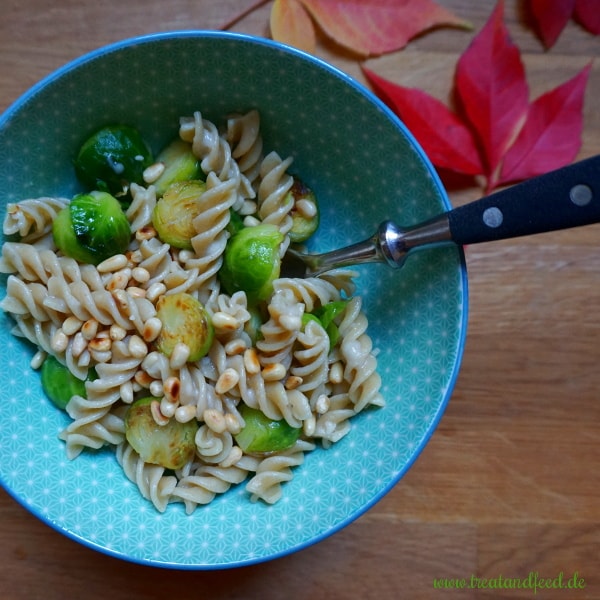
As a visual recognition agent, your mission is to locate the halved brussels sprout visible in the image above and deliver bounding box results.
[219,223,284,305]
[155,292,214,361]
[234,403,301,454]
[73,124,153,197]
[53,191,131,265]
[152,138,203,198]
[125,397,198,470]
[40,355,92,410]
[152,180,207,249]
[288,177,319,243]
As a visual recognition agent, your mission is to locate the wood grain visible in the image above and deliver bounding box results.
[1,1,599,598]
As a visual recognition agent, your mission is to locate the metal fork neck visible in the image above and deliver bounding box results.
[378,214,452,269]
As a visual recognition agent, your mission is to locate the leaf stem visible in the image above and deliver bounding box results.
[217,0,272,31]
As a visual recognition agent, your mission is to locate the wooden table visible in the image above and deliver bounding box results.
[1,1,598,598]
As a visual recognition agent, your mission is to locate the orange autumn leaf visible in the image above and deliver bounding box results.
[270,0,317,54]
[273,0,471,57]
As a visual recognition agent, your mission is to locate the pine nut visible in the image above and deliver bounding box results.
[262,362,286,381]
[329,361,344,384]
[89,349,112,363]
[142,317,162,343]
[131,267,150,284]
[151,400,170,426]
[30,350,46,370]
[120,381,134,404]
[149,380,164,397]
[107,269,132,291]
[97,254,129,273]
[142,161,166,184]
[225,413,242,435]
[212,312,238,331]
[285,375,303,390]
[62,316,83,336]
[168,343,189,369]
[164,376,181,403]
[315,393,330,415]
[215,368,240,395]
[128,335,148,358]
[88,337,112,352]
[295,199,317,218]
[243,215,261,227]
[175,404,197,423]
[77,350,91,368]
[243,348,260,374]
[109,324,127,341]
[160,397,177,418]
[134,369,153,388]
[219,445,243,468]
[126,286,147,299]
[71,332,87,358]
[224,339,247,355]
[303,415,316,437]
[203,408,226,433]
[50,329,68,353]
[81,319,99,340]
[135,225,157,241]
[146,282,167,303]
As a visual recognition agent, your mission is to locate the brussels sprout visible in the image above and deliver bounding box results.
[73,124,153,197]
[53,191,131,265]
[152,180,207,249]
[288,177,319,243]
[125,397,198,469]
[234,403,301,454]
[219,224,284,305]
[152,138,203,198]
[155,292,214,361]
[40,355,94,410]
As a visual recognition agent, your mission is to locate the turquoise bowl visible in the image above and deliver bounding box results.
[0,31,467,569]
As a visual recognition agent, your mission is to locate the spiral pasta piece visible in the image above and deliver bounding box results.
[179,172,238,293]
[226,109,263,196]
[171,456,259,514]
[3,196,69,242]
[256,151,294,237]
[336,296,385,412]
[126,183,156,232]
[291,318,330,404]
[179,111,254,209]
[116,442,178,513]
[257,288,303,369]
[246,439,316,504]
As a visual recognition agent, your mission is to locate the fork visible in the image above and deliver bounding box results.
[281,154,600,278]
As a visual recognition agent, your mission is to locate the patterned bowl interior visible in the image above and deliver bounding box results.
[0,31,467,569]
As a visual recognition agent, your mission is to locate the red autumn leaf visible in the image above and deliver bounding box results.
[529,0,600,47]
[574,0,600,35]
[270,0,317,54]
[455,0,529,188]
[499,63,592,185]
[363,0,590,192]
[362,67,483,175]
[293,0,471,57]
[530,0,575,48]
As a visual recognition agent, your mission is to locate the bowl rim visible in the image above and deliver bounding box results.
[0,29,469,569]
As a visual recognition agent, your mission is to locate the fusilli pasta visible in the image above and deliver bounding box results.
[0,109,384,513]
